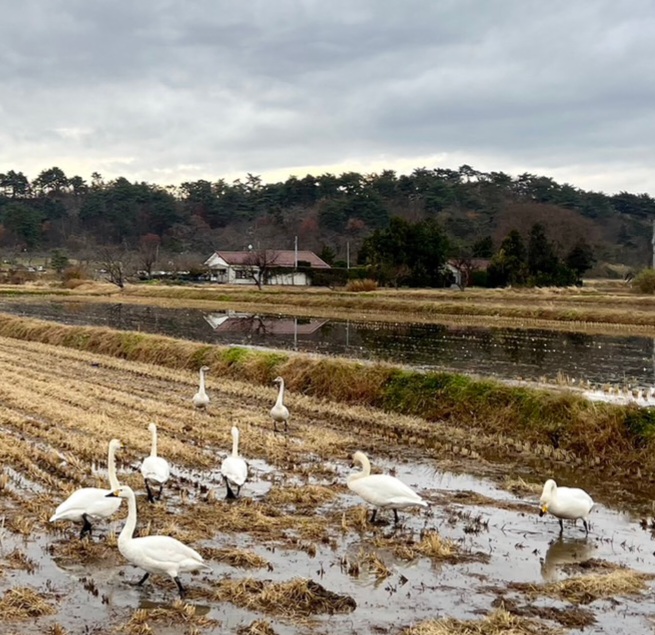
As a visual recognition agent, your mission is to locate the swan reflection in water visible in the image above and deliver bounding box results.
[540,536,595,582]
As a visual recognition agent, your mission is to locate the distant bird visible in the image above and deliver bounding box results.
[50,439,123,539]
[539,478,594,535]
[192,366,210,410]
[270,376,289,432]
[106,485,210,598]
[220,426,248,499]
[346,451,428,524]
[141,423,171,503]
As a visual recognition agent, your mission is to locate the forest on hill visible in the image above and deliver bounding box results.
[0,164,653,282]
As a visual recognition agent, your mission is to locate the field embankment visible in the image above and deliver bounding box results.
[2,281,655,335]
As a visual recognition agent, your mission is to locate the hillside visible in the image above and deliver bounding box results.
[0,165,653,273]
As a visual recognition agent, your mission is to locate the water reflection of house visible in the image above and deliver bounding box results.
[204,250,330,285]
[204,313,327,336]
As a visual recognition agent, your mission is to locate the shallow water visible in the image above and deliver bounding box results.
[2,300,655,388]
[7,452,655,634]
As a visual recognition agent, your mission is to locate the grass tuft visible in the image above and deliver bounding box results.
[0,587,56,621]
[402,607,563,635]
[213,578,357,617]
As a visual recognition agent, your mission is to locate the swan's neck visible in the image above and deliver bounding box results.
[150,427,158,458]
[119,489,138,544]
[199,368,206,392]
[231,430,239,457]
[348,455,371,484]
[275,380,285,407]
[107,444,120,490]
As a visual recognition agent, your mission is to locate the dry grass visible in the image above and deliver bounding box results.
[0,587,56,621]
[116,601,219,635]
[202,547,271,569]
[237,620,278,635]
[511,569,655,605]
[266,485,338,508]
[374,531,468,563]
[211,578,357,617]
[402,607,563,635]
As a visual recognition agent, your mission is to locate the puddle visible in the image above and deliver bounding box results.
[4,450,655,634]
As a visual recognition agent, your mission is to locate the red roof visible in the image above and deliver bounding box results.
[214,250,331,269]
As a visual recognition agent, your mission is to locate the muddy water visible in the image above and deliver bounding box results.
[2,300,655,388]
[8,454,655,634]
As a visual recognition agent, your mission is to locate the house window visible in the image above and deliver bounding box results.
[235,269,251,279]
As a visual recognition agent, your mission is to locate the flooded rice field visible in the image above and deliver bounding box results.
[2,336,655,633]
[1,299,655,388]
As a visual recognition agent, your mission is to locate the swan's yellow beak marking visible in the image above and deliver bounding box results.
[106,489,120,498]
[541,504,548,513]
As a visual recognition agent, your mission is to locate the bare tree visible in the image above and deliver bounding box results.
[98,244,133,289]
[242,249,281,289]
[137,233,160,278]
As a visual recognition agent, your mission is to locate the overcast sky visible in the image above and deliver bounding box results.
[1,0,653,194]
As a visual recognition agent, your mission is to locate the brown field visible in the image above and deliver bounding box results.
[1,331,655,633]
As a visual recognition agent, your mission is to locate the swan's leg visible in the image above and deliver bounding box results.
[145,480,155,504]
[174,576,186,598]
[137,572,150,586]
[157,484,164,500]
[236,484,242,497]
[284,419,288,432]
[79,514,93,539]
[393,509,400,524]
[370,509,377,524]
[224,477,237,500]
[273,420,278,433]
[558,518,564,534]
[583,519,590,535]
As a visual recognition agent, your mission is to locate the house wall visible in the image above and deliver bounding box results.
[209,266,309,286]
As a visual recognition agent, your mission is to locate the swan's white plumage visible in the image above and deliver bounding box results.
[539,478,594,533]
[192,366,210,409]
[50,439,123,531]
[107,485,210,596]
[141,423,170,501]
[220,426,248,496]
[269,376,289,431]
[347,451,427,522]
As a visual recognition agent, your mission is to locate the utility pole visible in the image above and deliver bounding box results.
[652,219,655,269]
[346,241,350,270]
[294,235,298,269]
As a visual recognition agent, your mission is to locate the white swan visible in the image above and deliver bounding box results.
[220,426,248,499]
[347,451,428,523]
[269,376,289,432]
[50,439,123,539]
[192,366,210,409]
[140,423,171,503]
[106,485,210,598]
[539,478,594,535]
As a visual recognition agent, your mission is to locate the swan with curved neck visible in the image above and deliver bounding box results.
[539,478,594,535]
[269,376,289,432]
[347,450,428,524]
[106,485,210,597]
[220,426,248,499]
[192,366,210,410]
[140,423,170,503]
[50,439,123,538]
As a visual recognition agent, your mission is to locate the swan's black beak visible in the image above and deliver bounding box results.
[106,491,118,498]
[539,504,548,517]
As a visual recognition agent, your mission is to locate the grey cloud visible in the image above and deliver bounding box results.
[0,0,654,192]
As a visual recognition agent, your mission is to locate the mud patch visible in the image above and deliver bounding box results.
[207,578,356,618]
[510,568,655,605]
[402,607,563,635]
[491,596,596,629]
